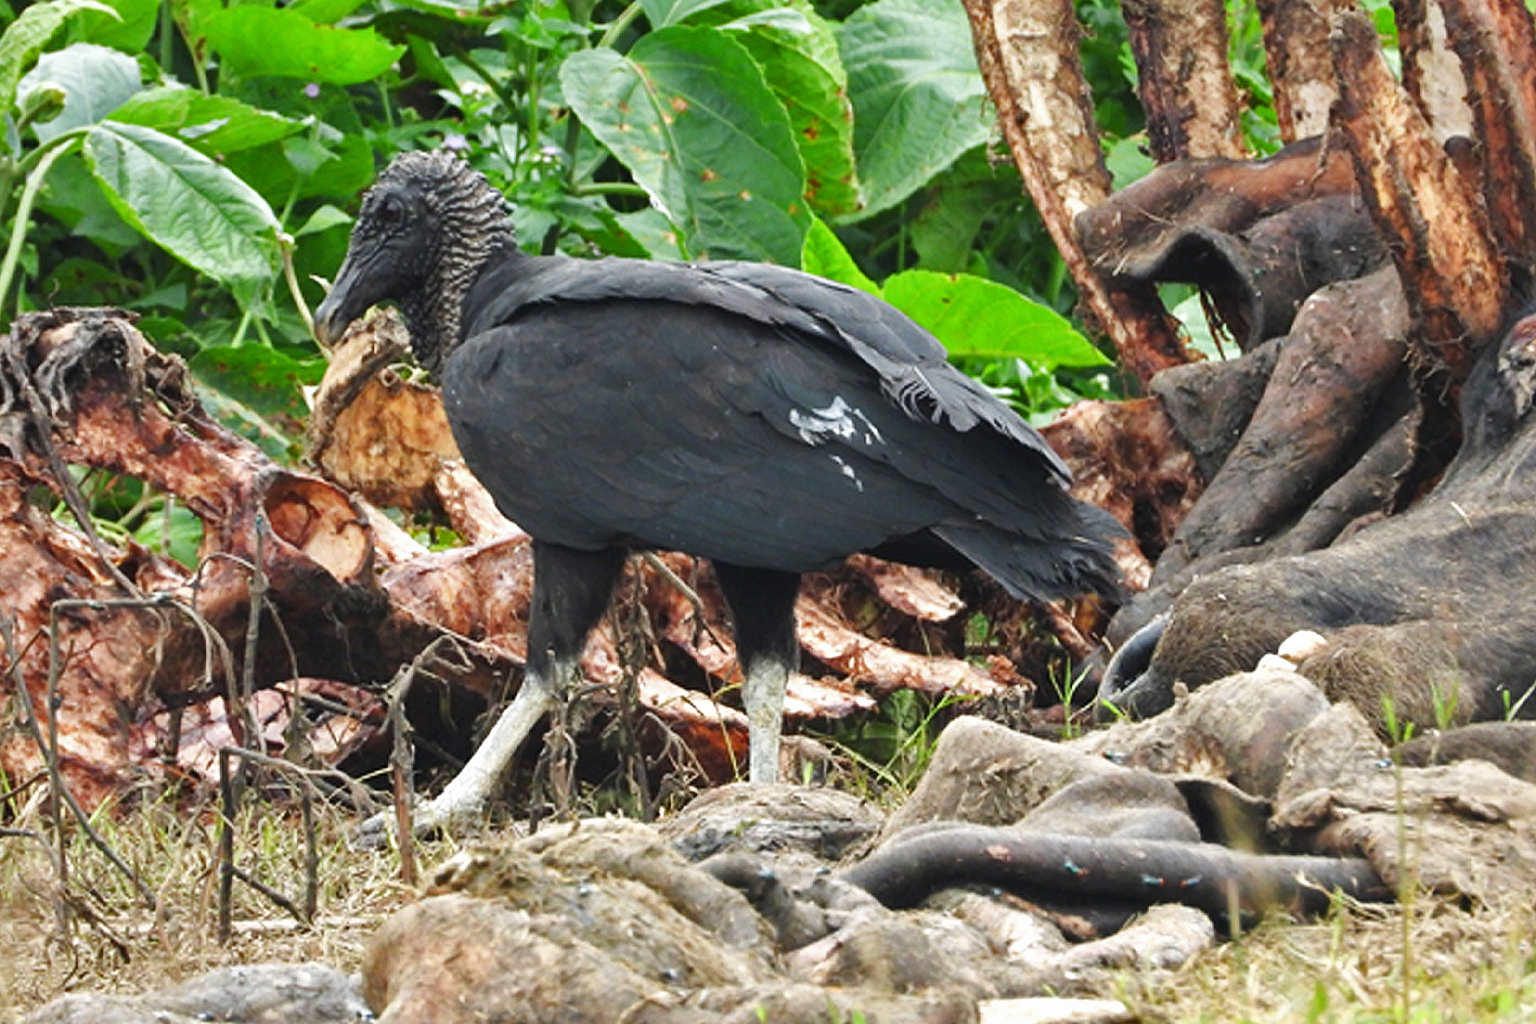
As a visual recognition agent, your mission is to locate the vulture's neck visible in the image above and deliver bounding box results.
[404,191,518,374]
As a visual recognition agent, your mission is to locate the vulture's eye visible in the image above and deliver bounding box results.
[377,196,406,225]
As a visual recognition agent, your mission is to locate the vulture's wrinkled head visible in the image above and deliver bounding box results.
[314,150,513,372]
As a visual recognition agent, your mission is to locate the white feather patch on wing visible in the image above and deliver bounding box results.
[788,395,885,447]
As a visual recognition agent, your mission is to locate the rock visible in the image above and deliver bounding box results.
[1275,759,1536,902]
[1398,721,1536,782]
[21,964,368,1024]
[977,997,1134,1024]
[881,718,1126,839]
[658,782,884,861]
[1073,668,1331,799]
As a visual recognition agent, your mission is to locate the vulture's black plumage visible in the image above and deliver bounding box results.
[315,151,1121,824]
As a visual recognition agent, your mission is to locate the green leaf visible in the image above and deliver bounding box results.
[562,27,807,264]
[1104,134,1154,190]
[288,0,370,25]
[908,151,1012,273]
[720,4,860,219]
[110,87,305,157]
[374,0,490,20]
[84,121,279,306]
[881,270,1108,368]
[222,132,372,206]
[640,0,738,28]
[132,499,205,569]
[614,208,686,261]
[0,0,116,117]
[202,7,406,85]
[189,379,299,460]
[189,343,325,424]
[19,41,141,141]
[35,148,141,255]
[547,195,653,259]
[837,0,991,219]
[405,33,455,89]
[67,0,155,53]
[291,132,374,197]
[294,203,351,237]
[800,217,877,295]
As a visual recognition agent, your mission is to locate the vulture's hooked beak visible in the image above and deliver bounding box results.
[313,252,384,349]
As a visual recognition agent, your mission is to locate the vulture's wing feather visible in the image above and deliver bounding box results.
[462,256,1072,487]
[444,289,1117,599]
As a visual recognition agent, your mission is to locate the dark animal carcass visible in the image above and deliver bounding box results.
[1102,309,1536,734]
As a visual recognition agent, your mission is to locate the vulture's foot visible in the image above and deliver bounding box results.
[353,675,556,847]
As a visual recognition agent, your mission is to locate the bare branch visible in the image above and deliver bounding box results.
[1123,0,1246,161]
[1332,11,1509,375]
[962,0,1189,383]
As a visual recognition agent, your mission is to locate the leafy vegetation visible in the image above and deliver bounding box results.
[0,0,1153,481]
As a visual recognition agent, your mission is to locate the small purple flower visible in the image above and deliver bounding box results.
[303,82,321,100]
[443,132,470,153]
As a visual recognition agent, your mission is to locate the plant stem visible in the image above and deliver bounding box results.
[0,136,81,325]
[231,306,254,347]
[597,0,644,50]
[524,45,541,173]
[573,181,649,197]
[279,234,315,338]
[192,49,210,94]
[278,173,303,228]
[563,113,583,192]
[376,80,395,130]
[451,48,520,127]
[0,161,16,227]
[159,0,175,73]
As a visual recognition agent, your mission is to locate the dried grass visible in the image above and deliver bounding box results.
[1130,896,1536,1023]
[0,784,459,1021]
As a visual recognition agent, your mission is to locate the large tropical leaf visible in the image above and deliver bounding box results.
[837,0,992,219]
[800,216,877,295]
[84,121,279,305]
[562,26,807,264]
[882,270,1108,368]
[66,0,156,53]
[719,4,860,220]
[19,42,141,142]
[803,222,1102,369]
[201,7,405,85]
[0,0,115,118]
[640,0,739,28]
[110,87,305,157]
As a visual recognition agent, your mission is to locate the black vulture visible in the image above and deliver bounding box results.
[313,150,1122,827]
